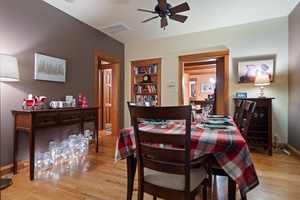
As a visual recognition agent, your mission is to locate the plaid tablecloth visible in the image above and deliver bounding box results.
[115,119,259,196]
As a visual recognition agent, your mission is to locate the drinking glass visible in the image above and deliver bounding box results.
[201,107,209,121]
[206,104,213,115]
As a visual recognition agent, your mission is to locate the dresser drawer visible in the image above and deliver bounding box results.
[35,113,58,128]
[59,111,82,124]
[83,109,97,121]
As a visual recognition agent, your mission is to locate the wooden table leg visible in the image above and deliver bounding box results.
[29,130,35,181]
[13,130,19,175]
[228,176,236,200]
[95,121,98,153]
[126,154,137,200]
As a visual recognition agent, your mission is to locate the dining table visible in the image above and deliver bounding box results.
[114,115,259,200]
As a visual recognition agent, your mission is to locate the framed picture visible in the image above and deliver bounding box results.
[238,59,274,83]
[34,53,66,82]
[201,83,214,93]
[189,79,197,98]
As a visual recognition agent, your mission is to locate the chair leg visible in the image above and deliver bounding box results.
[126,155,137,200]
[202,186,207,200]
[138,191,143,200]
[240,188,247,200]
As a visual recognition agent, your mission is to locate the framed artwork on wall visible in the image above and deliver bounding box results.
[201,83,214,93]
[34,53,66,82]
[189,79,196,98]
[238,59,274,83]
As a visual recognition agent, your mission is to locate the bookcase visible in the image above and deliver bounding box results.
[131,58,161,106]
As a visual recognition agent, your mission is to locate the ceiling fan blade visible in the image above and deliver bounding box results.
[157,0,167,10]
[161,17,168,28]
[137,9,156,14]
[141,16,159,23]
[170,2,190,14]
[169,14,188,23]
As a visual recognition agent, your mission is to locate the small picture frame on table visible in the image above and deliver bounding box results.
[236,92,247,98]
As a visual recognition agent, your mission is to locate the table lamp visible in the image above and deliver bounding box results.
[254,74,270,98]
[0,53,19,190]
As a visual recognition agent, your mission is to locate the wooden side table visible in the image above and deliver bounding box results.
[12,107,99,180]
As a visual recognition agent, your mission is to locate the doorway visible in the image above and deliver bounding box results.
[94,51,120,136]
[178,50,229,115]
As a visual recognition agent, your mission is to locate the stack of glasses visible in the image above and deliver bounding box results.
[34,133,89,172]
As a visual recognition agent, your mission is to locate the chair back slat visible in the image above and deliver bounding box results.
[240,100,256,138]
[233,99,245,129]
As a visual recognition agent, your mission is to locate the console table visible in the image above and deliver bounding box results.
[234,98,274,156]
[12,107,99,180]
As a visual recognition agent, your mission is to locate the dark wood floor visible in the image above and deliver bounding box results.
[1,130,300,199]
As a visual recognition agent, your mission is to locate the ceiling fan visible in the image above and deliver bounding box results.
[137,0,190,29]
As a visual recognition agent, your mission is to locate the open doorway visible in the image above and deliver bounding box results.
[94,51,120,136]
[178,50,229,115]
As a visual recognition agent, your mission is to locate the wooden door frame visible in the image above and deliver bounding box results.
[94,51,120,136]
[178,50,229,115]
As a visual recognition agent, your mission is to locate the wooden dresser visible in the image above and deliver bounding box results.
[12,107,99,180]
[234,98,274,156]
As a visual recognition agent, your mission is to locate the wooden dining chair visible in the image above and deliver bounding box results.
[212,100,256,200]
[128,104,212,200]
[233,99,245,129]
[239,100,257,139]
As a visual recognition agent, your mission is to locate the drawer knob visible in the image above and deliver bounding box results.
[44,118,49,122]
[69,116,74,119]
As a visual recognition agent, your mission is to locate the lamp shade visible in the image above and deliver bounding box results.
[0,54,20,82]
[254,75,270,86]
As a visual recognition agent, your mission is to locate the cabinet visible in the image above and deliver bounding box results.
[12,107,99,180]
[234,98,274,156]
[131,58,161,106]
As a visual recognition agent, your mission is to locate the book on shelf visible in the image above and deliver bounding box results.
[134,94,158,103]
[134,64,158,75]
[149,64,158,74]
[135,67,147,74]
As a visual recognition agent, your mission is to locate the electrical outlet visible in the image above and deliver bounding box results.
[274,135,278,142]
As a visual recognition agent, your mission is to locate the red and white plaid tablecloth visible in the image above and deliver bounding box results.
[115,119,259,196]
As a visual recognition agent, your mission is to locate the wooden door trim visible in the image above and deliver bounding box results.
[178,50,229,115]
[94,51,120,136]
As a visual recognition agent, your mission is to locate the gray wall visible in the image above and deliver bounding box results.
[288,3,300,151]
[0,0,124,166]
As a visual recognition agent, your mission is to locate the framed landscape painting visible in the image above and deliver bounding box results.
[34,53,66,82]
[201,83,214,93]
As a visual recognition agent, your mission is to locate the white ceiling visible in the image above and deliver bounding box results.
[43,0,300,44]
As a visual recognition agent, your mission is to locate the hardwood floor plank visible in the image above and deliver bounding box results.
[1,131,300,200]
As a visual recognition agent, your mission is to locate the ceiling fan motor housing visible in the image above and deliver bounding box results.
[155,3,172,18]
